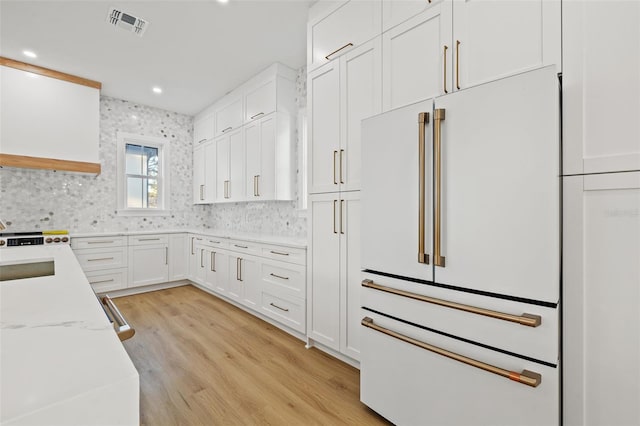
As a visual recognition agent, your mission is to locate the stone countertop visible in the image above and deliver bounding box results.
[0,245,139,425]
[71,229,307,249]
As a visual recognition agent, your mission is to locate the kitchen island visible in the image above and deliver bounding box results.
[0,245,139,425]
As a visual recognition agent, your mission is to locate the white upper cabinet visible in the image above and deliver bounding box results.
[193,110,215,145]
[216,128,245,203]
[245,79,276,122]
[308,38,382,194]
[382,0,439,32]
[244,64,296,123]
[452,0,561,91]
[193,140,216,204]
[382,2,451,111]
[563,0,640,175]
[307,0,382,71]
[0,59,100,173]
[214,90,244,137]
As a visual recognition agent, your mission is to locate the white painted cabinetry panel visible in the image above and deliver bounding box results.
[214,92,243,137]
[168,233,189,282]
[128,244,168,287]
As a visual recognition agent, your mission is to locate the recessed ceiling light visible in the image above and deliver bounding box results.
[23,50,37,59]
[152,87,162,94]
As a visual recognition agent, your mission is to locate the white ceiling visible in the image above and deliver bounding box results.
[0,0,311,116]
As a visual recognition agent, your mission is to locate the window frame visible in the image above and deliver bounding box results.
[116,132,170,216]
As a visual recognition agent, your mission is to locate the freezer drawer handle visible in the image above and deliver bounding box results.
[102,295,135,341]
[361,317,541,387]
[361,279,541,327]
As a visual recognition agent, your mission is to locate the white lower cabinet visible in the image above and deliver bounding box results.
[168,233,189,281]
[128,243,169,287]
[308,191,361,360]
[84,268,128,293]
[563,171,640,426]
[206,249,229,295]
[72,236,128,292]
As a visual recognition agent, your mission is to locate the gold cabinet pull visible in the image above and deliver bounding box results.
[87,257,114,262]
[211,251,216,272]
[333,150,338,185]
[165,247,168,265]
[250,112,264,120]
[270,273,289,280]
[325,43,353,60]
[270,302,290,312]
[456,40,461,90]
[270,250,289,256]
[200,248,204,268]
[339,149,345,184]
[236,257,243,281]
[90,278,115,285]
[222,126,233,133]
[434,108,446,267]
[333,200,338,234]
[191,237,195,255]
[361,317,541,387]
[443,45,448,94]
[256,175,260,197]
[340,199,345,234]
[418,112,430,264]
[361,279,541,327]
[200,184,204,201]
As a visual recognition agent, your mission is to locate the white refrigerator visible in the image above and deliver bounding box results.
[360,66,561,425]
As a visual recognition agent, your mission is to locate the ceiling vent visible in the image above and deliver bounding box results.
[106,7,148,36]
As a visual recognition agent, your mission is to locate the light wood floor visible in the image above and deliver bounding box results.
[117,285,390,425]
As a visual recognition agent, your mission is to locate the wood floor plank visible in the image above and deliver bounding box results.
[116,285,389,425]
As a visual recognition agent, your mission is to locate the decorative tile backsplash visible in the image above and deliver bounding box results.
[0,67,307,239]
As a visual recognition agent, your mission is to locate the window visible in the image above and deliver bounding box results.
[117,132,170,215]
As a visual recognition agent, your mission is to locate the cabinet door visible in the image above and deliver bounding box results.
[245,119,261,199]
[228,128,245,202]
[434,66,559,304]
[382,2,452,110]
[188,235,203,282]
[563,0,640,175]
[206,249,229,294]
[215,94,243,136]
[129,244,169,287]
[195,246,207,284]
[340,38,382,192]
[307,0,382,71]
[227,255,243,301]
[203,141,216,202]
[382,0,437,32]
[239,256,261,309]
[193,144,206,204]
[216,135,230,202]
[339,192,361,360]
[168,234,189,281]
[361,98,434,282]
[245,79,276,123]
[453,0,560,91]
[193,112,215,145]
[563,172,640,426]
[308,193,341,350]
[308,61,340,194]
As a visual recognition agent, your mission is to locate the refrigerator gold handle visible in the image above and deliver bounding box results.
[443,45,448,94]
[418,112,430,265]
[362,279,541,327]
[361,317,541,387]
[339,149,345,184]
[434,108,446,267]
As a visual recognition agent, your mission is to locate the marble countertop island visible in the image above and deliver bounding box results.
[0,245,139,425]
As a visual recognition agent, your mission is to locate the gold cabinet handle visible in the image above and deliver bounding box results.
[434,108,446,267]
[200,184,204,201]
[191,237,195,255]
[237,258,243,282]
[270,250,289,256]
[256,175,260,197]
[222,126,233,133]
[333,200,338,234]
[333,150,338,185]
[270,273,289,280]
[211,251,216,272]
[200,248,204,268]
[90,278,115,285]
[362,279,541,327]
[87,257,114,262]
[340,199,345,234]
[418,112,430,265]
[165,247,168,265]
[443,45,448,94]
[325,43,353,60]
[339,149,345,184]
[456,40,461,90]
[270,302,290,312]
[361,317,541,387]
[250,112,264,120]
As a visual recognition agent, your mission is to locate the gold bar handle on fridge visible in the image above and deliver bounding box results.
[361,317,541,387]
[418,112,430,264]
[361,279,541,327]
[443,45,448,94]
[455,40,461,90]
[434,108,446,267]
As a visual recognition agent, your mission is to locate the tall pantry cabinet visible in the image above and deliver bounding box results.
[562,2,640,425]
[307,1,381,361]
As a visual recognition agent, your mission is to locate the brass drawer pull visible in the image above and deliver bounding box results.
[211,251,216,272]
[87,240,115,244]
[362,279,541,327]
[361,317,541,387]
[87,257,114,262]
[270,250,289,256]
[325,43,354,60]
[90,278,115,284]
[250,112,264,120]
[234,244,248,249]
[443,45,448,93]
[455,40,461,90]
[222,126,233,133]
[138,238,160,241]
[270,302,289,312]
[269,273,289,280]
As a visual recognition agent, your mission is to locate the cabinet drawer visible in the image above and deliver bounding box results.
[85,268,127,293]
[75,247,127,271]
[228,240,262,256]
[261,261,305,298]
[361,272,559,365]
[361,310,559,426]
[201,236,229,249]
[71,236,126,249]
[128,234,168,246]
[261,244,306,265]
[261,291,305,334]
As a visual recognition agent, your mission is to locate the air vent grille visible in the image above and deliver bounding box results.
[106,7,148,37]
